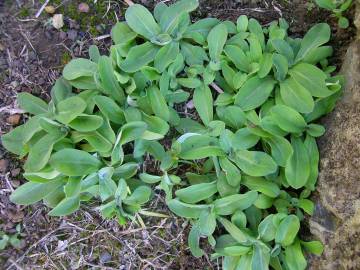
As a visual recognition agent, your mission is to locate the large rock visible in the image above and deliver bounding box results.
[309,4,360,270]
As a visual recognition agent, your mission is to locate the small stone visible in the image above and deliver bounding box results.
[7,114,21,125]
[78,3,90,13]
[99,251,112,264]
[11,168,21,177]
[52,14,64,30]
[0,43,5,51]
[0,159,8,172]
[45,5,56,14]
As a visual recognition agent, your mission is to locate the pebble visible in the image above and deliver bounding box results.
[52,14,64,30]
[45,5,56,14]
[78,3,90,13]
[0,43,5,51]
[6,114,21,125]
[0,159,8,173]
[99,251,112,264]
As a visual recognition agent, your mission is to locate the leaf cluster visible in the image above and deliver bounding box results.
[315,0,353,28]
[2,1,342,269]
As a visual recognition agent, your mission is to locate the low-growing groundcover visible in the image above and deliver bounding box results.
[1,0,344,269]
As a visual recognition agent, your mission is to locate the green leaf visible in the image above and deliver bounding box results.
[232,128,260,150]
[270,105,307,133]
[275,214,300,246]
[125,4,161,40]
[216,106,246,130]
[17,93,48,115]
[10,178,64,205]
[63,58,98,80]
[264,135,293,167]
[214,191,258,215]
[50,78,72,105]
[219,157,241,187]
[285,136,310,189]
[258,214,277,242]
[93,95,125,124]
[154,42,179,72]
[218,217,253,244]
[272,39,294,64]
[48,196,80,216]
[224,45,250,72]
[120,42,159,73]
[280,77,314,113]
[295,23,331,62]
[301,240,324,255]
[119,121,147,145]
[1,125,26,156]
[258,53,273,78]
[188,225,205,257]
[198,210,217,236]
[159,0,199,34]
[180,42,208,66]
[232,150,277,177]
[68,114,103,132]
[98,56,125,103]
[251,243,270,270]
[167,199,210,219]
[177,77,202,88]
[50,149,102,176]
[242,176,280,198]
[284,240,307,270]
[193,85,213,125]
[24,132,66,172]
[124,186,152,205]
[306,124,325,137]
[338,16,349,29]
[147,85,170,121]
[234,76,276,111]
[273,53,288,81]
[237,15,248,32]
[289,63,333,97]
[304,135,319,190]
[139,173,162,184]
[55,96,87,124]
[298,198,314,215]
[111,22,137,44]
[175,181,217,203]
[207,23,228,62]
[248,36,263,62]
[89,45,100,63]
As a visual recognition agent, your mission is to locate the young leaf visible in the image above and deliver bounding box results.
[193,85,213,125]
[167,199,210,219]
[242,176,280,198]
[125,4,161,40]
[214,191,258,215]
[48,196,80,216]
[284,240,307,270]
[63,58,98,80]
[111,22,137,44]
[175,181,217,203]
[188,225,205,257]
[154,42,179,72]
[10,178,64,205]
[55,96,87,124]
[50,149,102,176]
[93,95,125,124]
[295,23,331,62]
[234,76,276,111]
[285,136,310,189]
[264,135,293,167]
[207,23,228,62]
[280,77,314,113]
[68,114,103,132]
[270,105,307,133]
[120,42,159,73]
[17,93,48,115]
[232,150,277,177]
[275,215,300,246]
[147,85,170,121]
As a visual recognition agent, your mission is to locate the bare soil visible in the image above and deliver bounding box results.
[0,0,355,269]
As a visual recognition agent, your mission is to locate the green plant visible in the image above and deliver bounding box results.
[315,0,353,28]
[0,224,23,250]
[1,0,343,269]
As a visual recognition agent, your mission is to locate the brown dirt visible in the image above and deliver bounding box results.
[0,0,356,269]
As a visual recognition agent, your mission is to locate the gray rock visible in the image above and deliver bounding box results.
[309,3,360,269]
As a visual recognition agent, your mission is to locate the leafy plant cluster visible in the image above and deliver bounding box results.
[2,0,343,269]
[315,0,353,28]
